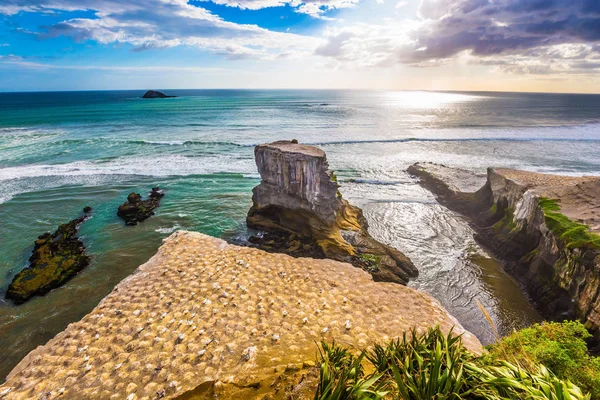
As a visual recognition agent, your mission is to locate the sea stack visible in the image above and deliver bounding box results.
[6,207,92,304]
[117,188,164,225]
[408,162,600,347]
[247,140,418,284]
[141,90,176,99]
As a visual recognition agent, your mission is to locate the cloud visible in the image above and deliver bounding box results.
[0,56,259,73]
[471,44,600,75]
[409,0,600,62]
[4,0,600,77]
[187,0,360,18]
[0,54,26,61]
[314,0,600,74]
[0,0,362,19]
[314,19,420,68]
[0,0,323,59]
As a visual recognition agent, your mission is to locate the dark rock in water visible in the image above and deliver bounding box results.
[247,140,418,285]
[141,90,176,99]
[247,231,325,259]
[6,207,92,305]
[117,187,164,225]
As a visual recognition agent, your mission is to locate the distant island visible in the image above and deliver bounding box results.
[141,90,176,99]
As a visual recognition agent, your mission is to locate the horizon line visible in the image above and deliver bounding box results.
[1,88,600,96]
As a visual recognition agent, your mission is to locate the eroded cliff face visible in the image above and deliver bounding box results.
[252,142,340,224]
[486,170,600,337]
[248,141,418,285]
[408,163,600,346]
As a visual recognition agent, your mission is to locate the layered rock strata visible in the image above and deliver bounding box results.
[247,140,418,285]
[408,163,600,346]
[0,231,480,400]
[118,188,164,226]
[5,207,92,304]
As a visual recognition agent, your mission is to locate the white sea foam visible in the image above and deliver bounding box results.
[0,155,254,182]
[0,154,256,204]
[0,127,62,137]
[0,174,125,204]
[155,225,182,234]
[0,127,30,133]
[140,140,186,145]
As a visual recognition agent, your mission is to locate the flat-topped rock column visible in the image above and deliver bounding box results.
[247,140,418,284]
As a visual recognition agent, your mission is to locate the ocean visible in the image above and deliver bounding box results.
[1,89,600,380]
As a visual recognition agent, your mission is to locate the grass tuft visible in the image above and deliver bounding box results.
[358,253,381,272]
[538,198,600,249]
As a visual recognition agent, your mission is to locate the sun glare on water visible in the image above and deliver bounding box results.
[383,91,483,109]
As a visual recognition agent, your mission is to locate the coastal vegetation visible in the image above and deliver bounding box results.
[358,253,381,272]
[315,322,597,399]
[491,207,518,233]
[486,321,600,399]
[538,198,600,249]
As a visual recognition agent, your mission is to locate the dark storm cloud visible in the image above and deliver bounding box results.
[312,0,600,74]
[409,0,600,62]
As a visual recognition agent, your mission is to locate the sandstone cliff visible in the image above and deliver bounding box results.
[0,232,480,400]
[408,163,600,347]
[247,141,418,285]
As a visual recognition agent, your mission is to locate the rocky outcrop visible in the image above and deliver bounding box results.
[247,141,418,285]
[117,188,164,225]
[408,163,600,347]
[141,90,176,99]
[5,208,92,304]
[0,231,479,400]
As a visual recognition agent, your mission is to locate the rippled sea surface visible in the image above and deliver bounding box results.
[1,90,600,380]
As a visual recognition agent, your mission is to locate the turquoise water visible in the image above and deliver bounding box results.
[1,89,600,380]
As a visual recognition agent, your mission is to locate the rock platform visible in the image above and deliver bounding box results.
[0,231,480,400]
[5,207,92,304]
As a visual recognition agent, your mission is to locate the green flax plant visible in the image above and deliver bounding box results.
[313,326,591,400]
[314,342,387,400]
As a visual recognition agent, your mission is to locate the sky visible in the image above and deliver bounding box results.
[0,0,600,92]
